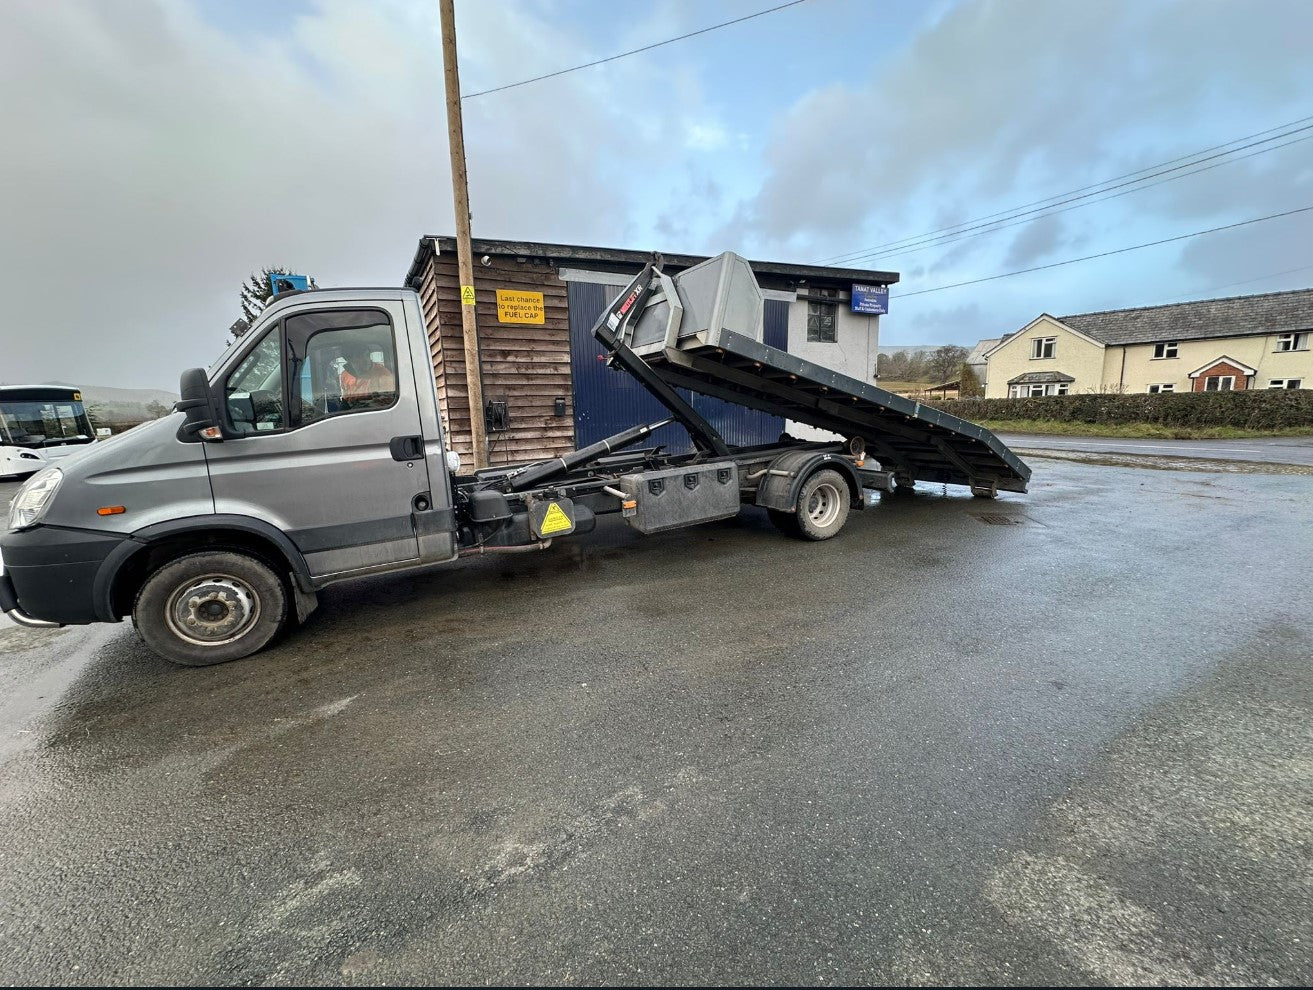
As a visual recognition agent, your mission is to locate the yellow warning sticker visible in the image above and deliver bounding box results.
[539,502,573,535]
[460,284,476,306]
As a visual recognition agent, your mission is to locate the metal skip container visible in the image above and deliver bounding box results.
[625,252,764,359]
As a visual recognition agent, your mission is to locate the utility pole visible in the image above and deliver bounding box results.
[439,0,488,469]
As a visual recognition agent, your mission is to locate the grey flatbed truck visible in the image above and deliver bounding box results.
[0,253,1029,665]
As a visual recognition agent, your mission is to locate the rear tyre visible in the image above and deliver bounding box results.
[794,469,851,541]
[133,551,288,666]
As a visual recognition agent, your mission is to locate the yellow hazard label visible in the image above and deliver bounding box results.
[460,284,476,305]
[539,502,573,535]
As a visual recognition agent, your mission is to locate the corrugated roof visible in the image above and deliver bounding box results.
[1058,286,1313,346]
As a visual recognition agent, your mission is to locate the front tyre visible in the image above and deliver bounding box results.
[133,551,288,666]
[794,469,851,541]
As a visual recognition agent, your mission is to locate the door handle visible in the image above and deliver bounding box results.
[390,435,424,461]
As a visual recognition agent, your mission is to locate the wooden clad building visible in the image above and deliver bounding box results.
[404,236,898,465]
[406,239,575,465]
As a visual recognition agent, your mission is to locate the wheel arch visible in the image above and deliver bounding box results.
[94,515,313,621]
[754,451,861,513]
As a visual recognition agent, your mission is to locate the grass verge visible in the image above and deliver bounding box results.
[975,419,1313,440]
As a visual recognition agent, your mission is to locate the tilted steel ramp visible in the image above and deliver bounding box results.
[601,251,1030,493]
[642,331,1031,493]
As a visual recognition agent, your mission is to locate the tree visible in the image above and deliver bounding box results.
[905,351,929,381]
[926,345,969,383]
[144,400,171,419]
[959,363,983,398]
[237,267,317,334]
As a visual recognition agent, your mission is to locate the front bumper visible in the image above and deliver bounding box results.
[0,525,129,626]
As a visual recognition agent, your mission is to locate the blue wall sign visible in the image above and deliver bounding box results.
[851,283,888,315]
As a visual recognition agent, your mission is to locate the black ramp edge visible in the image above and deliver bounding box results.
[645,330,1031,492]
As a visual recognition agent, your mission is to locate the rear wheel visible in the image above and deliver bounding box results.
[133,551,288,666]
[794,469,851,541]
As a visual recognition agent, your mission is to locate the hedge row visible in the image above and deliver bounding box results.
[930,389,1313,429]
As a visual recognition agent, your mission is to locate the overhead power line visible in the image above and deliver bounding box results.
[893,205,1313,300]
[462,0,809,100]
[820,113,1313,266]
[847,130,1313,266]
[1194,263,1313,296]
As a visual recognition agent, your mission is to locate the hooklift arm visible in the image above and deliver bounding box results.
[500,417,674,493]
[590,261,731,458]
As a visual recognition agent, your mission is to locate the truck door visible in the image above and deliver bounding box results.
[206,303,437,579]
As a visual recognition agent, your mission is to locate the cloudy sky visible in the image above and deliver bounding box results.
[3,0,1311,391]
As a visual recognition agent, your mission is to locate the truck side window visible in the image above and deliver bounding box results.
[293,314,398,426]
[224,330,285,434]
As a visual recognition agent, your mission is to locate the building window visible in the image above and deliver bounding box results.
[1031,337,1056,359]
[1276,331,1309,352]
[1148,383,1175,393]
[1268,378,1303,389]
[1010,382,1068,397]
[806,301,837,343]
[1153,341,1179,359]
[1204,375,1235,392]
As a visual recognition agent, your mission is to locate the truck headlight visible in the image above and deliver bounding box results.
[8,468,62,531]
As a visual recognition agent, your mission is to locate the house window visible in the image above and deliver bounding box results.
[1153,341,1179,359]
[1148,383,1175,393]
[1276,332,1309,352]
[1204,375,1235,392]
[1268,378,1303,389]
[1011,382,1068,397]
[1031,337,1056,359]
[806,301,837,343]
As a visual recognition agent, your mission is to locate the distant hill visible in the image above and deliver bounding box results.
[877,344,940,356]
[59,383,179,408]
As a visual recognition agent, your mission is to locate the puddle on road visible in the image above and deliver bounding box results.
[0,619,119,762]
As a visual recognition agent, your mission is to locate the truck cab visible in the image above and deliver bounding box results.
[0,289,461,664]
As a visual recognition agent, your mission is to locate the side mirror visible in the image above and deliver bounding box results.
[176,367,225,442]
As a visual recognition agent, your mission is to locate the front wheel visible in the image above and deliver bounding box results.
[133,551,288,666]
[793,469,851,541]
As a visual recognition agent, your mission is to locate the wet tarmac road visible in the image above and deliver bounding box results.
[1,458,1311,985]
[999,431,1313,466]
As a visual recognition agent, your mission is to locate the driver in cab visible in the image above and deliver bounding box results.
[334,347,396,409]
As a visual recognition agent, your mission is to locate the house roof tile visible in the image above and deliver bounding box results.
[1058,287,1313,346]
